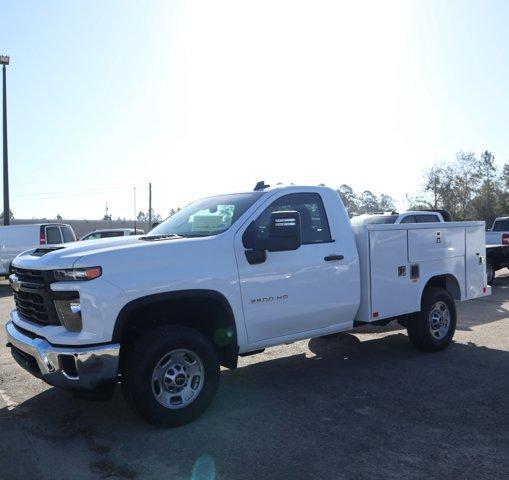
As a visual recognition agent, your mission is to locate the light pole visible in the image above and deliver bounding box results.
[148,182,152,229]
[1,55,10,226]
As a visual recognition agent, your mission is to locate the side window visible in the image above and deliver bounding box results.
[60,226,76,242]
[83,233,100,240]
[415,214,439,223]
[248,193,332,245]
[492,220,509,231]
[100,231,123,238]
[400,215,416,224]
[46,226,63,244]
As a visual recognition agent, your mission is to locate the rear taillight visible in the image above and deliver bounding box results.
[40,229,46,244]
[502,234,509,245]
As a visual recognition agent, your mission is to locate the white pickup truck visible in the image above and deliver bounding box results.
[486,217,509,245]
[5,184,489,426]
[484,217,509,284]
[351,210,447,225]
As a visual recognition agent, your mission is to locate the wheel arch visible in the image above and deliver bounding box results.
[420,274,461,304]
[114,289,239,369]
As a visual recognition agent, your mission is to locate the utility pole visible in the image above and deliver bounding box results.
[133,186,137,232]
[1,55,10,226]
[148,182,152,229]
[105,202,111,227]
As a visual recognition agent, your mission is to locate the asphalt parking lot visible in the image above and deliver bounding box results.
[0,278,508,480]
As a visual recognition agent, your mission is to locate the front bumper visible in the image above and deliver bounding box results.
[6,320,120,392]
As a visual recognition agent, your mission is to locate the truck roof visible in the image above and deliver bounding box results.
[0,222,72,229]
[87,228,139,233]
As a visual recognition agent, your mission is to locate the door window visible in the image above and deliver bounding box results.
[46,226,63,244]
[60,226,76,242]
[100,231,124,238]
[400,215,416,224]
[492,220,509,231]
[415,214,439,223]
[248,193,332,245]
[82,232,101,240]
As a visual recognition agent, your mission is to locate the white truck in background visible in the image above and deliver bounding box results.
[80,228,145,241]
[351,210,447,226]
[0,223,76,275]
[485,217,509,245]
[484,217,509,284]
[5,184,489,427]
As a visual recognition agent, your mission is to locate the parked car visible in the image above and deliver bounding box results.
[351,210,447,225]
[6,184,488,427]
[80,228,144,241]
[0,223,76,275]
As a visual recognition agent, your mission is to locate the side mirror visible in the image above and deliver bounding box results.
[267,210,301,252]
[242,221,267,265]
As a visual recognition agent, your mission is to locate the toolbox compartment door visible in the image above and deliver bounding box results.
[466,225,486,299]
[369,229,416,319]
[408,227,465,263]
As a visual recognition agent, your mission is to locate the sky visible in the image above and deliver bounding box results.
[1,0,509,219]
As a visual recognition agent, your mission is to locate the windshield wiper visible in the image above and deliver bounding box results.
[139,234,184,241]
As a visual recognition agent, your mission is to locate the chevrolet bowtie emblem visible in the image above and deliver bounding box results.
[10,275,21,292]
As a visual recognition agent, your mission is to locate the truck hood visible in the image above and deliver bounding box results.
[12,235,197,270]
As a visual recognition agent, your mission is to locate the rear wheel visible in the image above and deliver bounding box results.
[407,288,456,352]
[121,325,220,427]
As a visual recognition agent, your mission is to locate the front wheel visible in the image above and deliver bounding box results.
[407,288,456,352]
[121,325,220,427]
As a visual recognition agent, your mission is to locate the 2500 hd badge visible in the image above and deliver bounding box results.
[250,294,289,304]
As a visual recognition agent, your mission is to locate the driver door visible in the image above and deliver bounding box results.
[235,191,354,345]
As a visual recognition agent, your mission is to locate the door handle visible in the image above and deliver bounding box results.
[324,255,344,261]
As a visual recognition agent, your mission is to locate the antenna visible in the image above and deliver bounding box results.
[254,180,270,191]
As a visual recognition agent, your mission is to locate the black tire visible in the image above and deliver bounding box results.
[121,325,220,427]
[406,287,456,352]
[486,260,495,286]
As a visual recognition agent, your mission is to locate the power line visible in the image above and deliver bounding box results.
[10,184,149,200]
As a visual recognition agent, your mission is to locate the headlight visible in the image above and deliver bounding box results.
[53,267,102,281]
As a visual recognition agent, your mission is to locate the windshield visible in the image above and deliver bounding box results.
[350,214,398,225]
[146,192,264,238]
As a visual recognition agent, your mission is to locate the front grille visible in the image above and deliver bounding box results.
[11,267,47,285]
[11,267,61,326]
[15,290,55,324]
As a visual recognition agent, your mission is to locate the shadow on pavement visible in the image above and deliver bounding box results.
[1,332,507,480]
[354,276,509,336]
